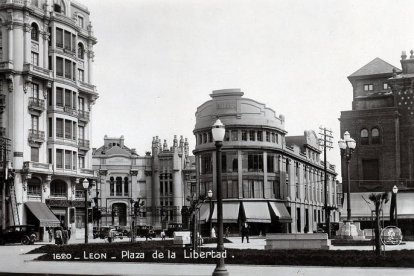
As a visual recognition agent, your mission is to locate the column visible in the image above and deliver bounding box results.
[43,31,49,69]
[23,23,30,64]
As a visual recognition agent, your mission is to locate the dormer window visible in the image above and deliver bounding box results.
[364,84,374,91]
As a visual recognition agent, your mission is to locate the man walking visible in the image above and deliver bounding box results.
[241,222,250,243]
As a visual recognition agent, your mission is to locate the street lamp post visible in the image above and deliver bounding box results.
[82,179,90,244]
[211,118,228,276]
[208,189,213,237]
[392,185,398,227]
[338,131,356,221]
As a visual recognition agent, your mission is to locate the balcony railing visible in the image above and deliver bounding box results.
[78,110,90,121]
[80,168,94,175]
[28,129,45,142]
[28,97,45,111]
[23,63,53,79]
[0,94,5,110]
[63,106,77,116]
[78,138,90,149]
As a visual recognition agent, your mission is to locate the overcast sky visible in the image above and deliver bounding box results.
[82,0,414,181]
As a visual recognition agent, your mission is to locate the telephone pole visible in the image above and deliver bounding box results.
[319,126,333,238]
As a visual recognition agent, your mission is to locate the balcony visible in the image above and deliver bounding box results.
[28,97,45,113]
[23,161,52,174]
[28,129,45,144]
[78,81,97,94]
[0,61,13,70]
[0,94,5,113]
[78,138,90,150]
[78,110,90,122]
[63,106,77,116]
[23,63,53,80]
[80,168,94,176]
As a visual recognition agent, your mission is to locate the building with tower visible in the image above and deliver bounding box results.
[0,0,97,240]
[92,135,195,231]
[339,53,414,236]
[193,89,338,235]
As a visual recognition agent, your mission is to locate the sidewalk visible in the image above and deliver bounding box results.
[2,237,414,276]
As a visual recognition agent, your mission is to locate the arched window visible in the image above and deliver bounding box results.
[360,129,369,145]
[50,179,67,197]
[110,177,114,196]
[372,128,380,144]
[77,43,84,59]
[124,177,129,196]
[116,177,122,196]
[31,23,39,41]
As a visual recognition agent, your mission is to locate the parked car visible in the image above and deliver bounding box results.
[0,225,38,245]
[165,223,183,238]
[136,225,156,238]
[96,226,114,239]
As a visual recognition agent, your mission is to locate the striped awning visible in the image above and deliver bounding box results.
[25,202,61,227]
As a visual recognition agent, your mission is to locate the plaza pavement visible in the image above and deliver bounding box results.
[1,237,414,276]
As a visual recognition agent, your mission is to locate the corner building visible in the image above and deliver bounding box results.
[0,0,97,240]
[340,54,414,236]
[194,89,338,234]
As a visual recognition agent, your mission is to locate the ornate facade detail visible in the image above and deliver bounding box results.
[23,23,31,33]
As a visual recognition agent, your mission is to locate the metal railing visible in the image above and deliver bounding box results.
[78,138,90,149]
[78,110,90,121]
[28,129,45,141]
[29,97,45,110]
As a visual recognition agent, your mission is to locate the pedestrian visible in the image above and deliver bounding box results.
[241,222,250,243]
[225,226,230,238]
[160,230,166,241]
[211,227,216,238]
[48,228,53,243]
[62,227,68,245]
[55,228,63,245]
[67,228,71,240]
[108,229,114,243]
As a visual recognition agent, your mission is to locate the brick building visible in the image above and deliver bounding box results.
[339,53,414,236]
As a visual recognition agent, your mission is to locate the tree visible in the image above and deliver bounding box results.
[368,192,389,256]
[186,194,206,251]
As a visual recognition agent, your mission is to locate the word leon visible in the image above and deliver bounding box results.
[121,250,145,259]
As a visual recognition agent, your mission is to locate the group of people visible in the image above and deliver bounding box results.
[48,227,71,245]
[210,223,249,243]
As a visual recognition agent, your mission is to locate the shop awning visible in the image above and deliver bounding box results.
[341,193,391,220]
[394,192,414,219]
[199,203,213,223]
[242,201,271,223]
[211,202,240,223]
[268,201,292,223]
[25,202,61,227]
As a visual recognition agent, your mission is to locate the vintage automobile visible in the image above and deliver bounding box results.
[136,225,156,239]
[165,223,183,238]
[0,225,38,245]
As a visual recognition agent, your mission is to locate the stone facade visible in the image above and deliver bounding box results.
[0,0,97,240]
[193,89,338,234]
[92,135,195,230]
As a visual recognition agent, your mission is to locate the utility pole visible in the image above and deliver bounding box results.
[319,126,333,238]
